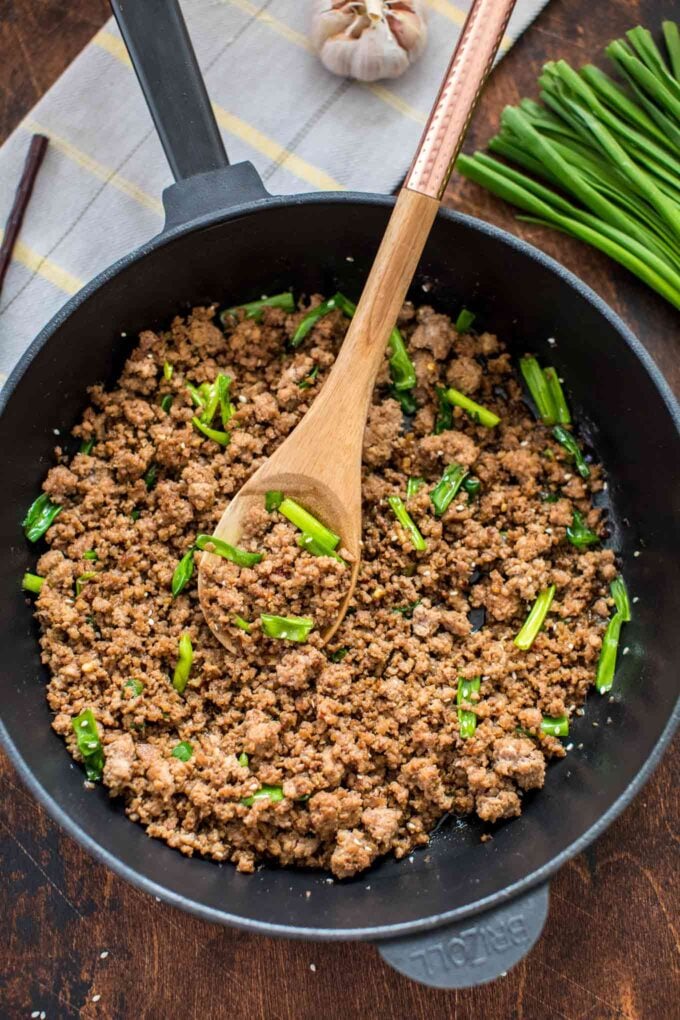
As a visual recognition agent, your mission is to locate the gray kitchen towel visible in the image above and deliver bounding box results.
[0,0,549,384]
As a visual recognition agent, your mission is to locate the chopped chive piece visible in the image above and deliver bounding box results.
[82,550,98,561]
[160,393,173,414]
[195,534,263,567]
[430,463,468,517]
[540,491,560,503]
[455,308,476,332]
[291,295,340,348]
[221,292,295,324]
[595,613,624,694]
[265,490,284,512]
[234,615,252,633]
[186,382,205,408]
[172,632,193,694]
[406,477,425,500]
[297,533,345,562]
[241,784,284,807]
[131,509,140,521]
[332,292,357,318]
[553,426,590,478]
[237,752,249,767]
[22,572,44,594]
[543,367,571,425]
[463,476,481,499]
[566,510,599,548]
[278,497,340,550]
[514,585,556,650]
[260,614,314,642]
[171,548,195,597]
[125,678,144,697]
[392,599,421,618]
[163,361,173,381]
[75,572,96,596]
[457,676,481,738]
[540,715,569,737]
[610,575,631,622]
[216,374,235,428]
[331,292,416,394]
[387,495,426,552]
[198,380,220,426]
[520,355,557,425]
[328,647,349,662]
[443,388,500,428]
[434,386,454,435]
[144,464,157,490]
[191,417,230,446]
[391,386,417,414]
[72,709,104,781]
[79,438,95,455]
[23,493,63,542]
[171,741,193,762]
[298,365,320,389]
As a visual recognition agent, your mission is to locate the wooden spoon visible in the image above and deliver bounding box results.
[200,0,516,646]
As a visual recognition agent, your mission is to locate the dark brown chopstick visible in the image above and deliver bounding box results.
[0,133,49,299]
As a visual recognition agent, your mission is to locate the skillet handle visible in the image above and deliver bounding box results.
[110,0,228,181]
[375,883,549,989]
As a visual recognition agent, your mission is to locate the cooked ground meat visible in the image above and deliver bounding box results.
[30,299,614,878]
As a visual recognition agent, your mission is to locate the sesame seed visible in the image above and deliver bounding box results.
[592,721,599,727]
[606,717,613,724]
[421,281,432,292]
[565,743,573,751]
[520,440,528,447]
[633,596,639,604]
[603,482,608,491]
[40,1014,46,1020]
[456,504,465,512]
[633,550,641,558]
[121,331,127,337]
[155,896,161,902]
[100,951,109,959]
[53,428,60,435]
[310,963,317,972]
[563,473,572,481]
[305,890,311,898]
[547,337,556,346]
[92,995,101,1003]
[238,395,247,404]
[345,256,354,262]
[623,646,630,655]
[32,1012,40,1018]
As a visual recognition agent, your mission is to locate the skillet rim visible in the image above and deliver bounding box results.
[1,191,679,941]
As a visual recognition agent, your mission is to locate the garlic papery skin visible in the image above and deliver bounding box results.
[311,1,428,83]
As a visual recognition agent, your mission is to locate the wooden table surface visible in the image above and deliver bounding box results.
[1,1,678,1017]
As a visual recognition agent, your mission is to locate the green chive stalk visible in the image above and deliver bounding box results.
[553,425,590,478]
[265,490,284,512]
[457,677,481,738]
[23,493,62,542]
[192,417,230,446]
[443,388,500,428]
[595,575,632,694]
[386,495,426,552]
[79,438,95,455]
[455,308,476,332]
[125,678,144,696]
[171,549,195,597]
[237,752,249,767]
[406,476,425,500]
[541,715,569,737]
[163,361,174,381]
[172,741,193,761]
[221,292,295,324]
[173,632,193,694]
[543,367,571,424]
[72,709,104,781]
[297,533,345,562]
[241,784,284,807]
[430,464,468,517]
[278,498,340,550]
[234,615,252,633]
[291,295,341,347]
[566,510,599,547]
[195,534,263,567]
[22,572,44,594]
[434,386,454,434]
[324,292,417,394]
[520,355,557,424]
[260,614,314,642]
[514,585,556,650]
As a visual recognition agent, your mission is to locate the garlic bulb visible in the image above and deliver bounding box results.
[311,1,428,83]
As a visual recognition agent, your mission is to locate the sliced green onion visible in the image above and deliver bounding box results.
[610,575,631,622]
[520,355,557,424]
[392,600,421,618]
[234,615,252,633]
[298,365,319,389]
[221,292,295,324]
[443,388,500,428]
[22,572,44,594]
[566,510,599,548]
[192,417,230,446]
[434,386,454,435]
[514,585,556,650]
[331,292,416,392]
[291,295,340,347]
[241,784,284,807]
[75,572,96,596]
[430,463,468,517]
[328,647,349,662]
[553,425,590,478]
[406,477,425,500]
[541,490,560,503]
[392,386,417,414]
[82,550,98,561]
[144,464,157,490]
[160,393,173,414]
[23,493,63,542]
[237,752,249,767]
[457,676,481,738]
[131,509,140,521]
[171,741,193,762]
[387,495,426,552]
[463,476,481,499]
[455,308,476,332]
[125,678,144,697]
[265,490,284,512]
[79,438,95,455]
[195,534,263,567]
[217,374,235,428]
[297,533,345,562]
[543,367,571,424]
[72,709,104,781]
[541,715,569,737]
[172,632,193,694]
[163,361,174,381]
[595,612,624,693]
[171,548,195,597]
[278,497,340,550]
[260,614,314,642]
[186,382,205,408]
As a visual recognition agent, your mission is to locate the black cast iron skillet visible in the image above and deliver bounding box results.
[1,0,678,989]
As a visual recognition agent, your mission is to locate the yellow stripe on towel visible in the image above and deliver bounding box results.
[0,230,83,296]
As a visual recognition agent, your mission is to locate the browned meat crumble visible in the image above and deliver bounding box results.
[30,299,616,878]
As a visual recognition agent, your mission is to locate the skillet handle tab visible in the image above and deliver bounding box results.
[110,0,228,181]
[162,163,269,231]
[376,883,549,989]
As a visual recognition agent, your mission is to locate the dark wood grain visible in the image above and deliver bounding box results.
[1,1,678,1017]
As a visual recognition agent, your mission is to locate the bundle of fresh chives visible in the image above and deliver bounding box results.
[457,23,680,310]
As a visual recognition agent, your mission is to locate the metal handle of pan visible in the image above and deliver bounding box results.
[376,883,550,989]
[110,0,228,181]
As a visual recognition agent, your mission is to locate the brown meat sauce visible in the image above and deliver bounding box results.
[32,300,615,877]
